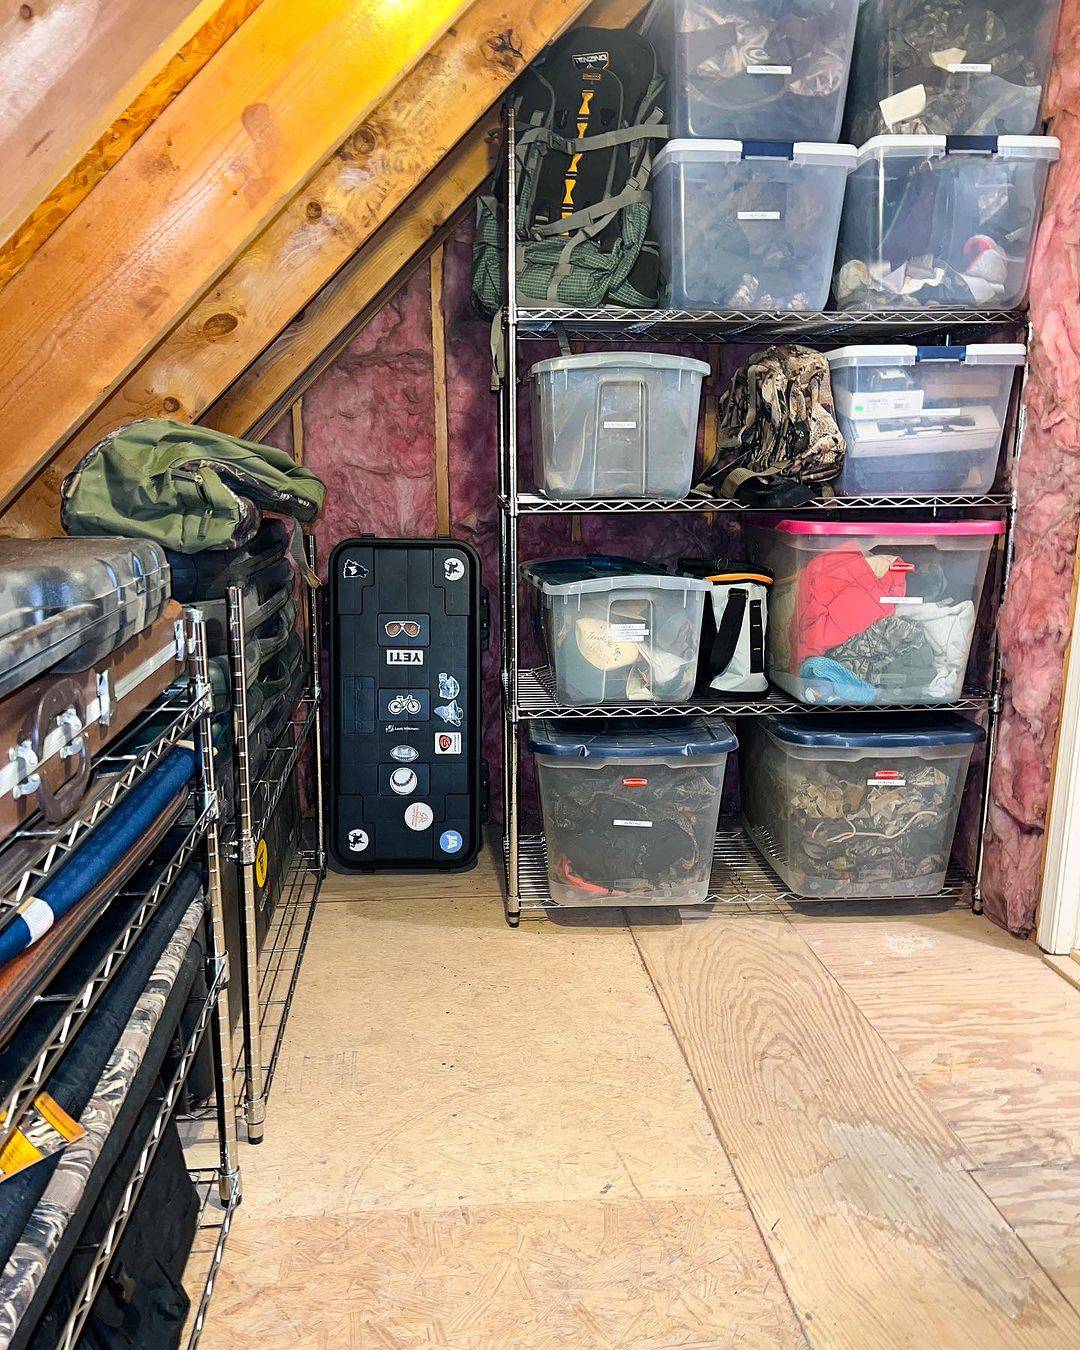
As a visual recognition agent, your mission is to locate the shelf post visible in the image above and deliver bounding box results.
[306,533,327,873]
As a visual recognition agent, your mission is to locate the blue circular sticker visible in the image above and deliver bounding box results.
[439,829,464,855]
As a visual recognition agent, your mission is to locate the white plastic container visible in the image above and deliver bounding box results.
[528,352,710,500]
[522,557,710,704]
[740,713,984,898]
[653,139,856,311]
[748,518,1003,705]
[828,343,1025,494]
[843,0,1064,143]
[649,0,860,141]
[528,717,736,903]
[834,135,1059,310]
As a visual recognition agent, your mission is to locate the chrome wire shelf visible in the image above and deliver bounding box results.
[515,667,991,720]
[182,1168,242,1350]
[510,490,1012,514]
[513,304,1025,344]
[0,798,217,1152]
[512,822,972,912]
[248,692,320,844]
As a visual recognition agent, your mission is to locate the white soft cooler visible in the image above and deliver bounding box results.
[529,352,710,500]
[652,139,856,311]
[828,343,1025,494]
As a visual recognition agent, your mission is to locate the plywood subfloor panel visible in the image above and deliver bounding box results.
[974,1164,1080,1316]
[201,1195,805,1350]
[632,910,1080,1349]
[786,905,1080,1169]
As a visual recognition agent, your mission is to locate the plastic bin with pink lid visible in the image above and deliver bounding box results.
[747,518,1004,706]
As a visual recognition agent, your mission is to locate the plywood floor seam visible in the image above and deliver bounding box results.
[198,846,1080,1348]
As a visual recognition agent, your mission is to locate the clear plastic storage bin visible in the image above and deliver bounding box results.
[748,518,1003,705]
[649,0,860,141]
[529,717,736,902]
[653,139,856,310]
[740,713,984,897]
[828,343,1025,494]
[529,352,710,499]
[523,556,711,704]
[833,135,1059,310]
[843,0,1064,143]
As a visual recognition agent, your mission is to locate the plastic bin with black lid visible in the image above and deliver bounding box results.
[652,139,856,310]
[740,712,984,898]
[529,717,737,903]
[522,556,711,704]
[843,0,1064,143]
[748,518,1004,705]
[833,134,1059,310]
[648,0,860,141]
[529,352,710,500]
[827,343,1025,494]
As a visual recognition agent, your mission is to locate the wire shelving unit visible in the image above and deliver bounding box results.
[495,105,1026,926]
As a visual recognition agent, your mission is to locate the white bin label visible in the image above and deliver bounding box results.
[737,210,781,221]
[946,62,992,73]
[867,775,907,787]
[614,818,652,828]
[608,622,649,641]
[746,64,791,76]
[602,419,638,429]
[881,595,924,605]
[850,389,925,419]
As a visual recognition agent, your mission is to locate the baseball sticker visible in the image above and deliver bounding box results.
[404,801,434,831]
[389,767,418,796]
[435,732,461,754]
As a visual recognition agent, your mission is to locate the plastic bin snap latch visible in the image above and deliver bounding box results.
[10,740,40,799]
[740,139,795,161]
[944,135,998,155]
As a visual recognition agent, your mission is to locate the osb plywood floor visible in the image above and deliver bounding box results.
[198,848,1080,1349]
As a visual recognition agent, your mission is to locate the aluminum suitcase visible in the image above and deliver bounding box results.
[0,538,170,701]
[0,602,186,847]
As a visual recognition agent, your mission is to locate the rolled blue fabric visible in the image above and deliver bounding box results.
[0,746,195,969]
[799,657,878,705]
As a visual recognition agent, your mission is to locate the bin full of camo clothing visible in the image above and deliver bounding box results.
[842,0,1064,143]
[748,517,1003,705]
[833,134,1059,310]
[647,0,861,142]
[522,556,711,704]
[529,717,736,903]
[827,342,1025,494]
[652,138,856,310]
[740,712,984,897]
[529,352,710,500]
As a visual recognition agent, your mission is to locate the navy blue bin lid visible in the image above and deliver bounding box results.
[528,716,737,759]
[521,554,668,586]
[760,713,985,749]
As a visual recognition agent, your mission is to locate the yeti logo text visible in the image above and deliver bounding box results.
[386,649,423,666]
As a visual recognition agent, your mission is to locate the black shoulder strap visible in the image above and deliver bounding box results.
[709,587,747,676]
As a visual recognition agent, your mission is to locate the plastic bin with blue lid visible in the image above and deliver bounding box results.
[740,712,984,897]
[833,134,1059,310]
[528,352,710,500]
[529,717,737,903]
[647,0,860,141]
[653,139,857,311]
[843,0,1064,143]
[828,342,1025,493]
[747,518,1004,705]
[523,556,711,704]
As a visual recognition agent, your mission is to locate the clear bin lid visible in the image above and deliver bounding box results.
[827,343,1026,369]
[761,713,985,748]
[528,716,737,759]
[529,352,711,377]
[762,519,1004,537]
[654,139,857,173]
[522,555,710,594]
[856,134,1060,166]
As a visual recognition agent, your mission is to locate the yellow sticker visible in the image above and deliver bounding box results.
[255,838,269,888]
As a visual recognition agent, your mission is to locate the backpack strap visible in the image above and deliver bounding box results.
[709,587,748,677]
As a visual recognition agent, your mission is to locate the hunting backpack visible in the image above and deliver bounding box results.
[472,28,667,315]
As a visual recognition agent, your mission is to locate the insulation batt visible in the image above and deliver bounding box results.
[982,0,1080,933]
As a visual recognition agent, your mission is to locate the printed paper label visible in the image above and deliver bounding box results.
[881,595,923,605]
[614,818,652,828]
[849,389,925,419]
[603,420,638,430]
[868,773,907,786]
[608,622,649,641]
[737,210,781,221]
[946,62,992,74]
[746,64,792,75]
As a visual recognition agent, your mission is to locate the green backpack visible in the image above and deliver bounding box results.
[61,419,325,573]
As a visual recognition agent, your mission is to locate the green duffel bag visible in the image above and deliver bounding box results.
[60,419,325,556]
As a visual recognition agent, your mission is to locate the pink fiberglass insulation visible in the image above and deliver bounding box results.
[981,0,1080,934]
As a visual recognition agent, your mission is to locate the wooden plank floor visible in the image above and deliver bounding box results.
[199,848,1080,1348]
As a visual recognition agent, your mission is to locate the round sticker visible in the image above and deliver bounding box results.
[440,829,464,855]
[390,767,418,796]
[254,838,268,887]
[404,802,434,831]
[390,744,418,762]
[347,828,370,853]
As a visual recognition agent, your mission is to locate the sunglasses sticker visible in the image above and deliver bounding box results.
[379,615,429,648]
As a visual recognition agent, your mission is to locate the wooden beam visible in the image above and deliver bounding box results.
[0,0,474,515]
[0,0,265,290]
[0,0,229,250]
[2,0,649,536]
[290,398,304,467]
[430,247,452,536]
